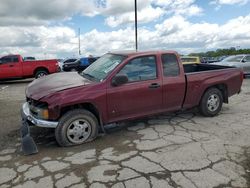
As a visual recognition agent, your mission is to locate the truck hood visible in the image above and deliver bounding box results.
[26,72,94,100]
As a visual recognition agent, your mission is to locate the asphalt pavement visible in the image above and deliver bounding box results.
[0,78,250,188]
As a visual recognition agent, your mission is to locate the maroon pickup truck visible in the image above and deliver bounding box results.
[21,50,243,154]
[0,54,59,80]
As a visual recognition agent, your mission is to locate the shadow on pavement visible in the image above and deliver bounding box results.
[0,78,33,85]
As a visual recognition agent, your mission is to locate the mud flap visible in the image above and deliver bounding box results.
[20,121,38,155]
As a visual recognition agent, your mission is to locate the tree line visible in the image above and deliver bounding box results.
[189,47,250,57]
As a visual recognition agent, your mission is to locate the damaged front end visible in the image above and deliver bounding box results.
[20,102,58,155]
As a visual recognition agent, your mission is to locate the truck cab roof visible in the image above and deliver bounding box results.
[110,50,178,57]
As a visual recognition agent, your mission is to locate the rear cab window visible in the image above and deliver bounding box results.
[118,55,157,82]
[161,54,180,77]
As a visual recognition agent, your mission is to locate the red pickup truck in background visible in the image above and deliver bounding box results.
[21,50,244,154]
[0,54,59,80]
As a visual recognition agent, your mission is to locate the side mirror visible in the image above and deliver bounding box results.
[241,59,246,63]
[112,74,128,86]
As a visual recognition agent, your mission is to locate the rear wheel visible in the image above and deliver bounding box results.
[35,70,48,78]
[55,109,98,146]
[199,88,223,117]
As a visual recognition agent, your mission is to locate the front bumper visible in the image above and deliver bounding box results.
[21,102,58,128]
[21,102,58,155]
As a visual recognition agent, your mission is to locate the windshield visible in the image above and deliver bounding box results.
[222,56,244,62]
[82,53,127,81]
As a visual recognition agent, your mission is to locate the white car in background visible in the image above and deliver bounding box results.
[213,54,250,76]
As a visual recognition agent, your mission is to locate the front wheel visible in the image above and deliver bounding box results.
[199,88,223,117]
[55,109,98,146]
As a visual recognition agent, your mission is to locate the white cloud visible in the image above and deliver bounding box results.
[210,0,250,10]
[0,0,101,26]
[1,14,250,58]
[105,6,164,27]
[153,0,203,17]
[175,5,203,16]
[0,26,78,58]
[211,0,249,5]
[98,0,152,15]
[0,0,203,27]
[80,28,135,55]
[0,0,154,27]
[104,0,203,27]
[80,14,250,55]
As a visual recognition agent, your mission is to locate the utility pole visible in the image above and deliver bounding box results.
[78,28,81,55]
[134,0,138,51]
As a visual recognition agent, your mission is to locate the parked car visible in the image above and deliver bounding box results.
[181,56,200,64]
[0,54,59,80]
[202,56,228,63]
[213,54,250,75]
[58,58,76,71]
[63,57,98,72]
[63,58,77,64]
[21,50,244,154]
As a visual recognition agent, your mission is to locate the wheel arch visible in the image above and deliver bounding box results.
[60,102,104,132]
[200,83,228,104]
[33,67,49,76]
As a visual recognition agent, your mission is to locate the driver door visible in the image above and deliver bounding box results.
[107,55,163,122]
[0,55,22,79]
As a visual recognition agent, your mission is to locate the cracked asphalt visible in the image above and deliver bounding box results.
[0,78,250,188]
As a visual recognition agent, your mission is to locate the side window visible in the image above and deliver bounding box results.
[12,56,18,62]
[0,56,18,64]
[118,56,157,82]
[0,57,12,64]
[161,54,180,77]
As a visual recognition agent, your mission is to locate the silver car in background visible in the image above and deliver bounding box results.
[213,54,250,75]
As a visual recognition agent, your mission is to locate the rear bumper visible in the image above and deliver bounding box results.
[21,102,58,128]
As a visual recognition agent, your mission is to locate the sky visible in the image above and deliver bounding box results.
[0,0,250,59]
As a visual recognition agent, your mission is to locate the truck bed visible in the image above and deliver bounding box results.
[182,63,243,110]
[183,63,235,74]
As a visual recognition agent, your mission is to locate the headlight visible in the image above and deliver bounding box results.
[28,100,49,120]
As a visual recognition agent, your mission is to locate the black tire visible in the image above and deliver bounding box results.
[55,109,98,147]
[35,70,48,78]
[199,87,223,117]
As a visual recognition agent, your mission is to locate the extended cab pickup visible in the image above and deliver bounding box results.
[0,54,59,80]
[21,51,243,153]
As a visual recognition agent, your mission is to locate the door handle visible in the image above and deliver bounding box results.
[148,83,160,89]
[9,65,14,67]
